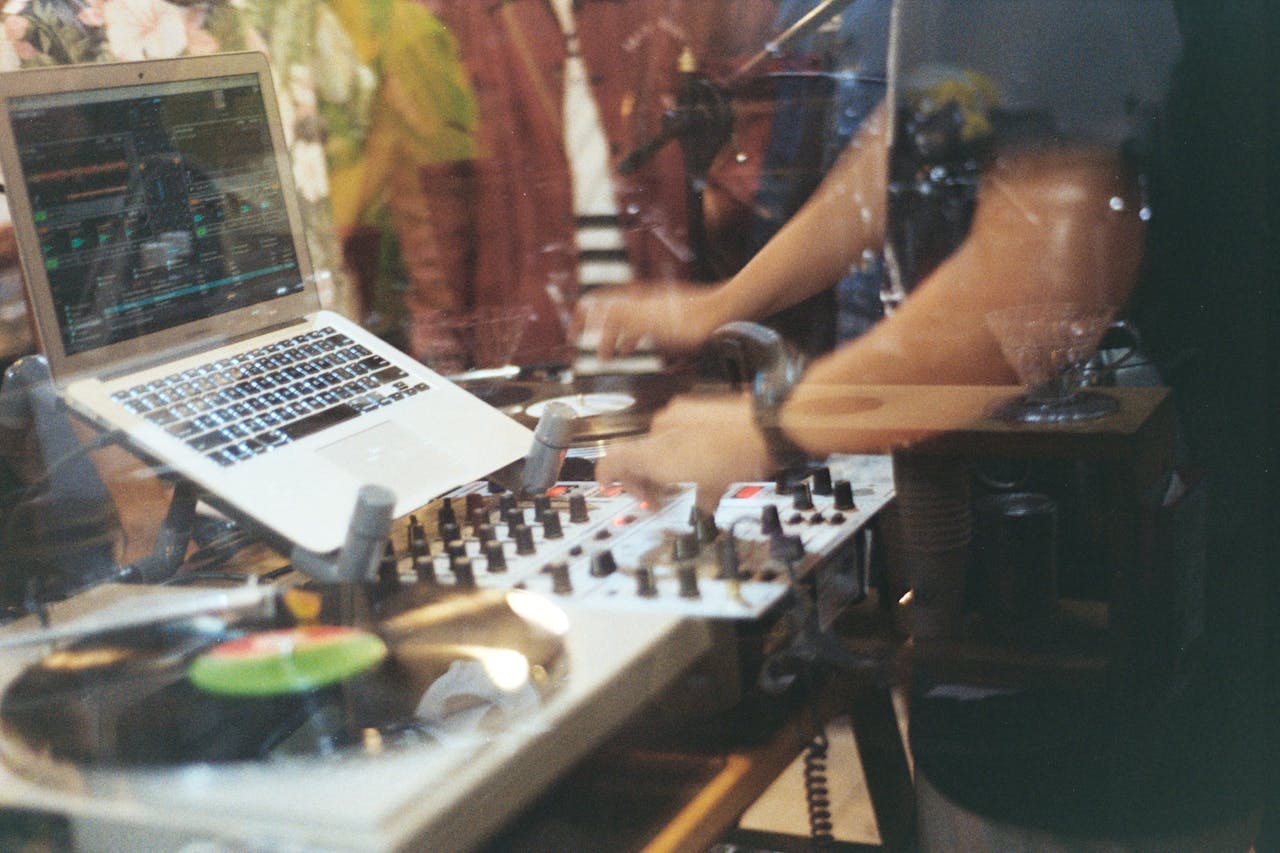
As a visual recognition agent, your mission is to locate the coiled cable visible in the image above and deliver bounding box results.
[803,722,835,850]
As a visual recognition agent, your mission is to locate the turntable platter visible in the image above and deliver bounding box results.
[525,392,636,419]
[471,373,698,446]
[0,584,567,768]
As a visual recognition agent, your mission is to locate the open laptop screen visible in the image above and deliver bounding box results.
[7,73,303,357]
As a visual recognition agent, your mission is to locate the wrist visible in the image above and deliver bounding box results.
[697,284,739,341]
[755,402,809,472]
[750,342,810,472]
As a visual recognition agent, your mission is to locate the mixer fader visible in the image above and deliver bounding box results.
[383,455,895,620]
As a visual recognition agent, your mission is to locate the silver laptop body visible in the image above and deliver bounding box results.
[0,52,532,554]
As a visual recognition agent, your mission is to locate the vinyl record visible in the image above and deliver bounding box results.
[0,584,568,768]
[470,373,697,446]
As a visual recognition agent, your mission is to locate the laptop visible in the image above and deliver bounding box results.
[0,52,533,554]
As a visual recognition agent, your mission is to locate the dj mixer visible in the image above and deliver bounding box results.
[0,454,895,852]
[385,454,895,621]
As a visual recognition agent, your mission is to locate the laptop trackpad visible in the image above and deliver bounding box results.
[319,421,461,493]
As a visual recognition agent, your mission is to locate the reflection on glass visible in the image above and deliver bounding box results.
[985,302,1132,422]
[881,0,1180,315]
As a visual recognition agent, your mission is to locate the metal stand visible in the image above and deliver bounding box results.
[0,354,404,627]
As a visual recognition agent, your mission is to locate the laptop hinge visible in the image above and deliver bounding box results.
[95,318,313,383]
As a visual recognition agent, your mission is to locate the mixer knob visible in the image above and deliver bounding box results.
[408,520,434,583]
[677,564,700,599]
[513,524,536,555]
[590,549,618,577]
[408,517,429,556]
[547,561,573,595]
[689,507,719,544]
[761,504,782,536]
[770,533,805,564]
[437,498,457,527]
[465,492,487,515]
[504,507,526,529]
[467,505,489,531]
[812,466,833,496]
[446,539,467,559]
[673,531,699,562]
[715,536,741,580]
[792,482,814,511]
[635,565,658,598]
[833,479,857,511]
[533,494,551,517]
[568,493,589,523]
[476,523,498,544]
[377,541,399,589]
[414,553,436,583]
[452,555,476,588]
[484,540,507,573]
[439,521,461,544]
[498,492,517,514]
[541,510,564,540]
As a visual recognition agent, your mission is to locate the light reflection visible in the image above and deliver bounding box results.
[505,589,570,637]
[43,648,130,671]
[476,647,532,693]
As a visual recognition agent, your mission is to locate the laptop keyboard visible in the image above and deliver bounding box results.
[111,327,429,467]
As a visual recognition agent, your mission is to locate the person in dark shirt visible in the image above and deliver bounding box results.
[581,2,1276,848]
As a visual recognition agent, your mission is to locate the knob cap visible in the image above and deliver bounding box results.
[715,536,740,580]
[484,540,507,573]
[541,510,564,539]
[673,531,699,562]
[833,479,857,511]
[547,561,572,595]
[377,541,399,589]
[452,555,475,588]
[513,524,536,555]
[812,466,833,496]
[635,565,658,598]
[568,493,589,523]
[792,482,814,511]
[678,565,700,599]
[590,549,618,577]
[761,504,782,536]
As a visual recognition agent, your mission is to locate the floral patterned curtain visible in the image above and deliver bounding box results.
[0,0,380,318]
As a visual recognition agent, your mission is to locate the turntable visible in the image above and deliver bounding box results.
[0,581,712,851]
[461,371,699,454]
[0,582,569,769]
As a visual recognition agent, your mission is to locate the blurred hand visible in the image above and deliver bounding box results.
[571,283,723,361]
[595,393,770,514]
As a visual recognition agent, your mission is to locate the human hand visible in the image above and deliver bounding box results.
[571,283,723,361]
[595,393,771,514]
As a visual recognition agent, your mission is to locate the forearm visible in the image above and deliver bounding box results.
[701,104,889,326]
[780,146,1147,456]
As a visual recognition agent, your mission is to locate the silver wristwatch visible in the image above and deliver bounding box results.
[711,321,809,471]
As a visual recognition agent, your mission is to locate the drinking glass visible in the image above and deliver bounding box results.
[984,302,1138,422]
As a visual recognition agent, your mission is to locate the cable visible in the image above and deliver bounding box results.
[803,723,835,850]
[774,532,837,851]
